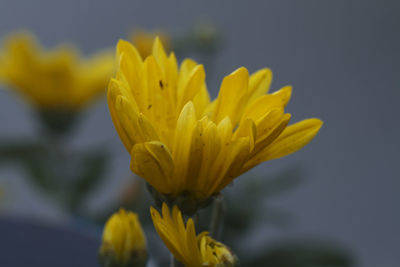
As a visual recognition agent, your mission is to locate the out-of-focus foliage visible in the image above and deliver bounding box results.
[0,139,109,214]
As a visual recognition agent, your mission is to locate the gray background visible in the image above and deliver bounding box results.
[0,0,399,266]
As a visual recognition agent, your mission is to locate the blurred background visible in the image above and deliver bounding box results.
[0,0,399,266]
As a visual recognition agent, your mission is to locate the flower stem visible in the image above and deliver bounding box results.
[209,193,225,239]
[170,254,184,267]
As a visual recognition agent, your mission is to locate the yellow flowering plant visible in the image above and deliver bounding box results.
[0,31,114,214]
[151,203,238,267]
[0,32,114,134]
[0,32,114,111]
[107,37,322,214]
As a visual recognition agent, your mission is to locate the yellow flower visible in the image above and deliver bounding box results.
[0,32,114,111]
[129,30,170,58]
[99,209,147,267]
[151,203,238,267]
[108,38,322,204]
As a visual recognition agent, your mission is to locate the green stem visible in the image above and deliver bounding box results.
[209,194,225,239]
[170,254,183,267]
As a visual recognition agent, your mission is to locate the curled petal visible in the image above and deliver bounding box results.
[131,141,174,194]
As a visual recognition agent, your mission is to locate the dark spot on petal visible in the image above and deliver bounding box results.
[159,80,164,89]
[148,104,152,109]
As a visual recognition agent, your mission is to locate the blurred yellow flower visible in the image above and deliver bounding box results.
[0,32,114,111]
[99,209,147,267]
[108,38,322,203]
[151,203,238,267]
[129,30,170,58]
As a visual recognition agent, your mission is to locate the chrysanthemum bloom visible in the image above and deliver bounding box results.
[151,203,238,267]
[129,30,170,59]
[0,32,114,110]
[108,38,322,213]
[99,209,147,267]
[0,32,114,133]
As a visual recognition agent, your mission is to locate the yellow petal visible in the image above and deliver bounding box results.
[190,118,227,194]
[242,116,291,174]
[116,40,143,95]
[262,118,323,160]
[193,84,211,118]
[152,37,168,69]
[241,114,292,174]
[142,55,176,134]
[142,56,162,119]
[109,85,159,152]
[108,81,137,151]
[109,77,137,109]
[138,113,160,142]
[172,102,197,193]
[241,86,292,124]
[186,219,203,265]
[211,136,250,194]
[150,206,185,262]
[213,67,249,125]
[177,64,205,113]
[164,52,178,108]
[172,207,190,260]
[177,59,198,115]
[225,137,251,178]
[217,117,233,147]
[117,97,158,144]
[130,141,174,193]
[274,85,292,106]
[243,118,322,173]
[203,98,217,118]
[195,119,221,195]
[254,108,285,140]
[252,111,291,156]
[117,39,143,67]
[233,118,257,151]
[179,58,198,78]
[185,118,206,190]
[247,68,273,103]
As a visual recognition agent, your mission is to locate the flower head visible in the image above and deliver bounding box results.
[151,203,238,267]
[108,38,322,206]
[99,209,147,267]
[0,32,114,111]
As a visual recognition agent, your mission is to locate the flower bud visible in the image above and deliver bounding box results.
[99,209,147,267]
[201,236,239,267]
